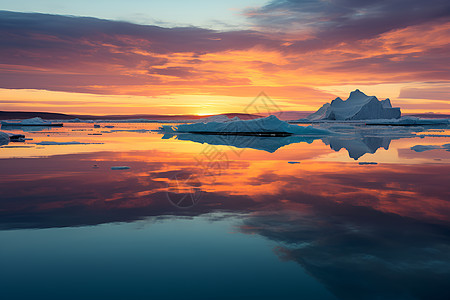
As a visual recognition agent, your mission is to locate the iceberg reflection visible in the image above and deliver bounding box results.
[161,131,394,159]
[163,133,318,153]
[322,135,392,160]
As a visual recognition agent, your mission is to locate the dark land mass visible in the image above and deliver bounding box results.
[2,111,448,121]
[0,111,262,120]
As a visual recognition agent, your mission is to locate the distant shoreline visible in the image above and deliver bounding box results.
[0,111,448,121]
[0,111,263,121]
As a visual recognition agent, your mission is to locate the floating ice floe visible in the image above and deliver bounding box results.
[303,89,401,121]
[0,131,26,145]
[365,117,449,126]
[111,166,130,170]
[410,144,450,152]
[1,117,63,127]
[65,118,82,123]
[159,115,335,136]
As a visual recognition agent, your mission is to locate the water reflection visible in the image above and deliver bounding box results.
[161,130,394,159]
[1,123,449,300]
[322,136,392,160]
[1,150,449,228]
[163,133,318,153]
[158,124,449,160]
[242,209,450,300]
[0,149,449,299]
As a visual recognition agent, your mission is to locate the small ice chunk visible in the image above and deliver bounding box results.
[411,144,450,152]
[410,145,442,152]
[366,117,449,125]
[111,166,130,170]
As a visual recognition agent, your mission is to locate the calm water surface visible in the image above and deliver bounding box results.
[1,122,449,300]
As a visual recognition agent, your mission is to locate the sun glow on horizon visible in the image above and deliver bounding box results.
[0,86,448,116]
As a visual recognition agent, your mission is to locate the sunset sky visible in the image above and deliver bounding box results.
[1,0,449,115]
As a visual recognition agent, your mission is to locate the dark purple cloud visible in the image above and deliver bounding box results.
[0,10,280,58]
[0,10,284,93]
[148,66,200,78]
[247,0,450,51]
[0,8,449,97]
[322,45,450,82]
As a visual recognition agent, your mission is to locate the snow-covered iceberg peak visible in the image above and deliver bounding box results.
[17,117,50,125]
[159,115,334,136]
[306,90,401,121]
[1,117,54,125]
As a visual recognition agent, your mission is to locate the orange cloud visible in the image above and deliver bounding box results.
[0,11,449,114]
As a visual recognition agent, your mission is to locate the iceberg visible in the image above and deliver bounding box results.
[1,117,63,127]
[159,115,334,136]
[305,90,401,121]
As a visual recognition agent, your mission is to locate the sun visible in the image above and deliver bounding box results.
[196,112,214,116]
